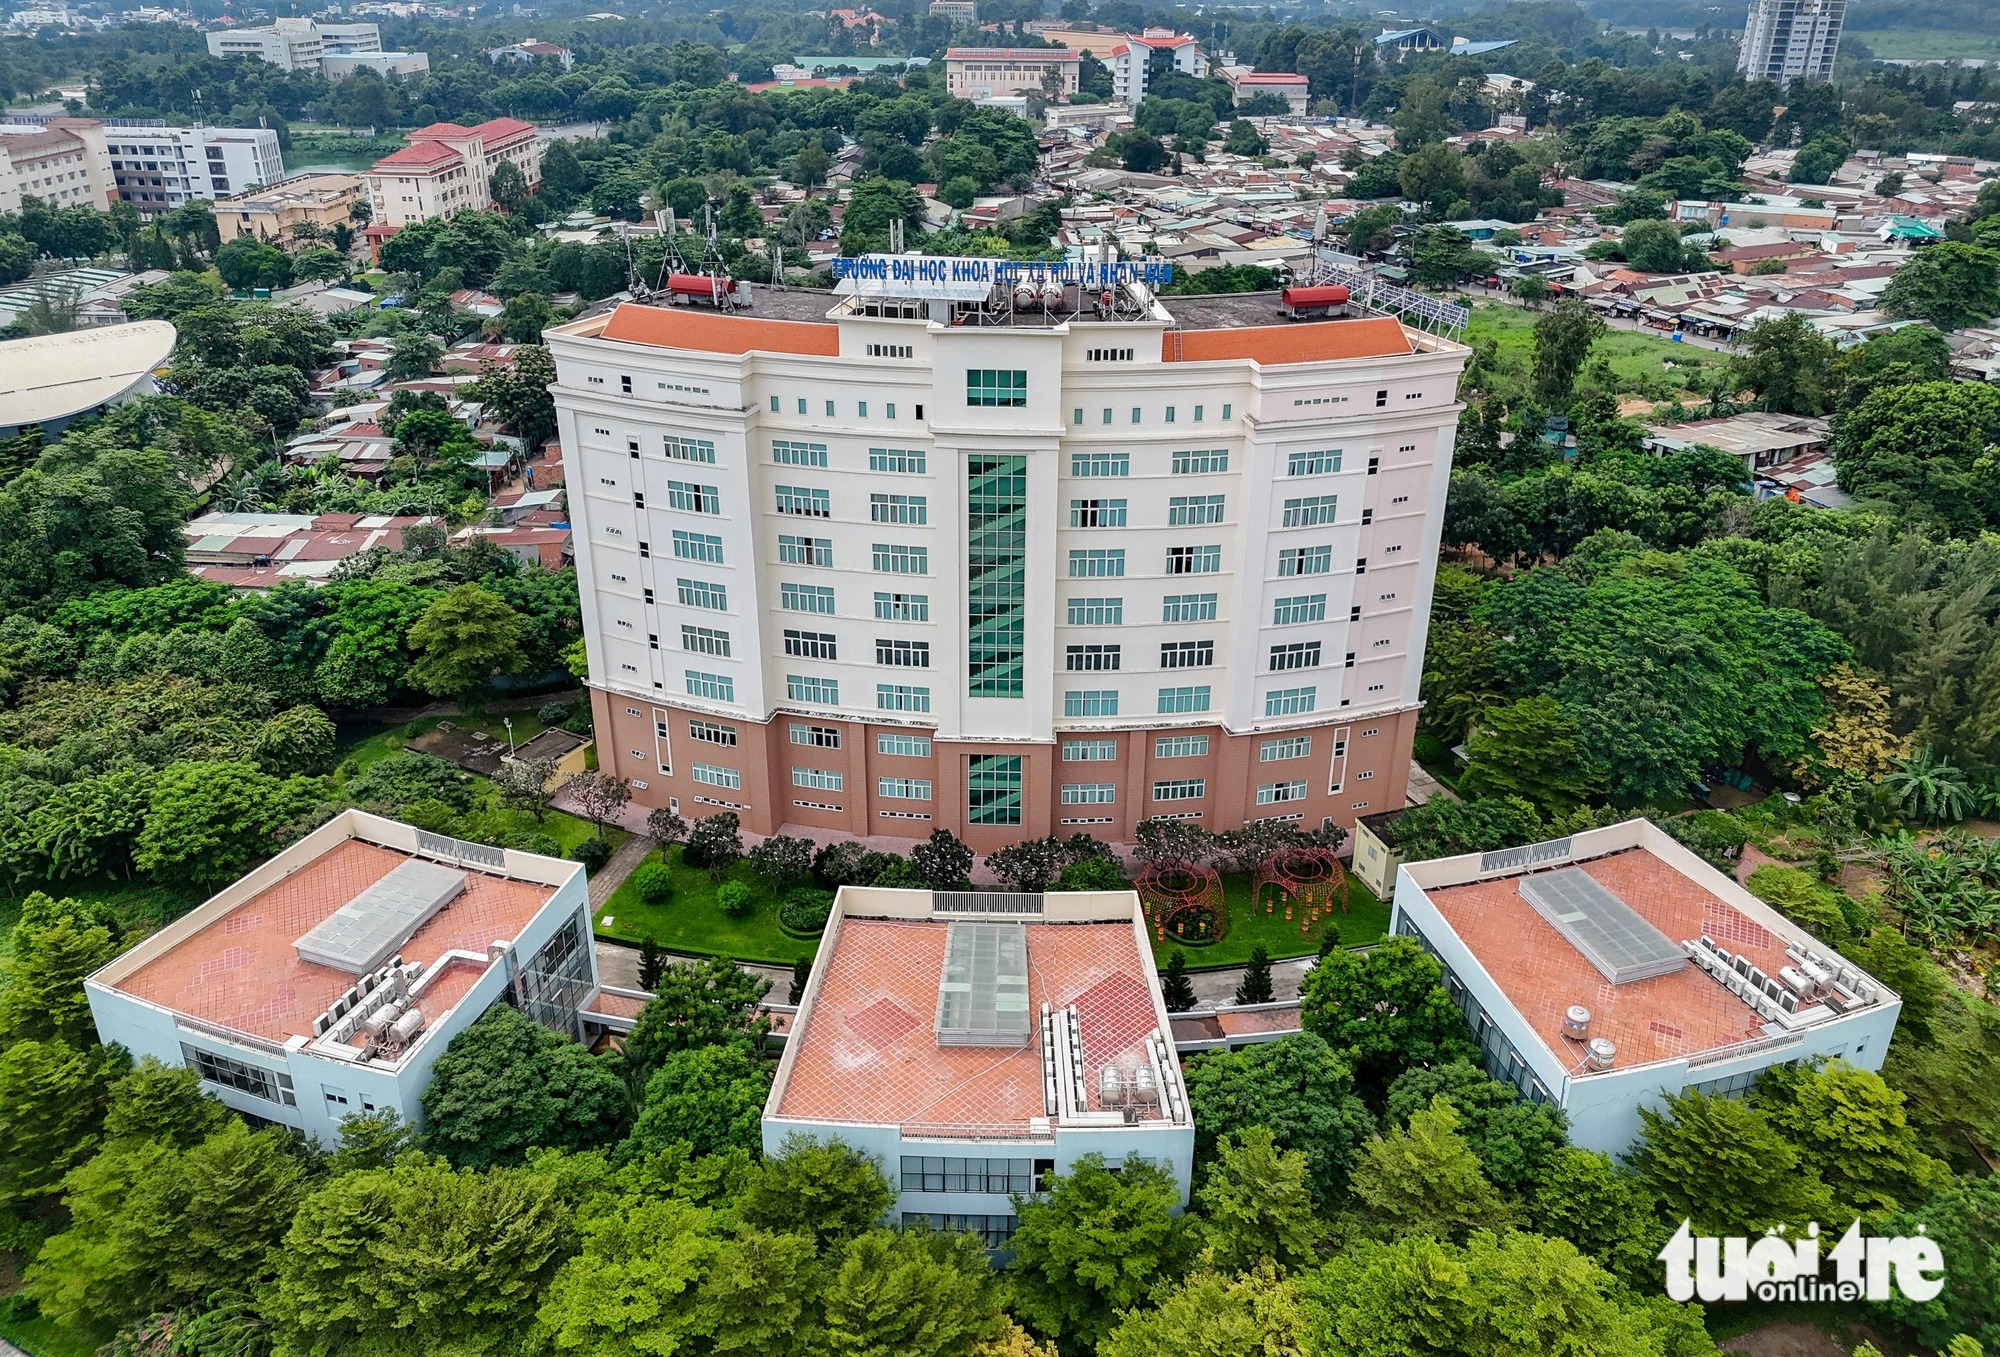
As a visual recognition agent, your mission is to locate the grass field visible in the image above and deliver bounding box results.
[0,1312,109,1357]
[1463,301,1719,393]
[1163,870,1390,970]
[596,843,818,966]
[1852,27,2000,59]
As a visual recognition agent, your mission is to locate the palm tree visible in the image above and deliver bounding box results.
[1884,747,1975,825]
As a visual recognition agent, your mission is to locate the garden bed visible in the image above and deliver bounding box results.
[595,844,817,966]
[1152,871,1390,969]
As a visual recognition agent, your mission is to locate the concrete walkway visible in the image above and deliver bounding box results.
[1187,953,1318,1006]
[1406,758,1457,807]
[587,833,655,910]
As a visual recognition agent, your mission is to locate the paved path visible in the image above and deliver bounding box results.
[1406,758,1456,807]
[588,833,655,910]
[593,938,798,1000]
[1188,953,1318,1006]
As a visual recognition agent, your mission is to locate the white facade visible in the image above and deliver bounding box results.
[364,118,541,229]
[1110,30,1208,105]
[765,886,1196,1241]
[84,812,596,1146]
[323,51,431,81]
[1391,819,1902,1155]
[545,281,1465,849]
[1737,0,1845,83]
[107,125,284,213]
[206,18,389,74]
[0,119,115,212]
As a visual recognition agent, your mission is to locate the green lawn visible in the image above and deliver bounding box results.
[1853,27,2000,59]
[596,844,818,967]
[594,846,1389,972]
[332,716,618,858]
[1463,301,1718,395]
[0,1312,112,1357]
[1161,871,1390,970]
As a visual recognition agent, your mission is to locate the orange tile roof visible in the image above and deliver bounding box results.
[1425,849,1781,1073]
[1164,316,1413,365]
[776,917,1158,1133]
[115,839,555,1044]
[599,303,841,357]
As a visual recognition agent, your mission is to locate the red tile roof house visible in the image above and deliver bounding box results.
[362,118,543,248]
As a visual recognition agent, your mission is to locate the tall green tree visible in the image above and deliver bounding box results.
[1298,937,1478,1099]
[617,1042,769,1160]
[0,1037,124,1213]
[1382,1061,1570,1193]
[822,1227,1007,1357]
[1530,300,1606,407]
[1457,695,1605,813]
[1007,1155,1192,1351]
[619,955,772,1089]
[406,583,527,703]
[1881,241,2000,332]
[420,1004,629,1170]
[1181,1033,1376,1205]
[1099,1265,1309,1357]
[134,760,319,891]
[737,1135,895,1250]
[1349,1096,1517,1241]
[1834,382,2000,534]
[267,1153,571,1357]
[1749,1058,1948,1222]
[1196,1127,1322,1272]
[1874,1175,2000,1354]
[0,891,115,1048]
[1629,1087,1835,1234]
[27,1120,308,1329]
[1733,312,1837,414]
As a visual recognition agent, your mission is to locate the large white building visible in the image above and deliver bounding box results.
[943,47,1080,100]
[1737,0,1845,83]
[83,812,604,1146]
[105,124,284,214]
[0,117,115,213]
[543,266,1468,854]
[767,884,1195,1242]
[1392,818,1902,1154]
[207,18,370,70]
[1108,29,1207,104]
[363,118,541,231]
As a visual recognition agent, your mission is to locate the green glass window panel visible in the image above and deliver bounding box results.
[966,369,1028,407]
[967,454,1026,698]
[969,754,1023,826]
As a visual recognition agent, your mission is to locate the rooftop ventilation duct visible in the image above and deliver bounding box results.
[294,859,465,974]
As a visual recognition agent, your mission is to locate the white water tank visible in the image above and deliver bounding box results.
[1585,1036,1617,1071]
[1099,1066,1124,1108]
[1563,1004,1591,1040]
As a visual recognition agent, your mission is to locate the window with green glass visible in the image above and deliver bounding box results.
[969,754,1023,825]
[967,369,1028,407]
[967,454,1026,697]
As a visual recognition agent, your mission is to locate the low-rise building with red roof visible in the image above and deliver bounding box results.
[363,118,541,231]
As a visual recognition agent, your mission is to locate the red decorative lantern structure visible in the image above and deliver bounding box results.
[1136,857,1228,947]
[1254,844,1349,923]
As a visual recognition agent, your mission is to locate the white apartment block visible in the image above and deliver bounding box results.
[84,812,600,1146]
[943,47,1080,100]
[544,270,1468,854]
[206,18,387,74]
[1737,0,1845,83]
[1109,29,1208,104]
[1392,818,1902,1154]
[767,885,1196,1244]
[0,118,114,214]
[107,124,284,213]
[363,118,541,229]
